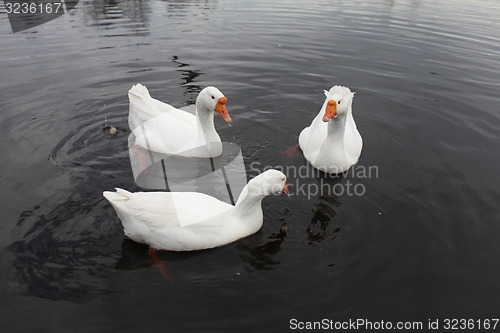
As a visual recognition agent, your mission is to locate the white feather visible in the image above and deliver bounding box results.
[103,170,288,251]
[299,85,363,174]
[128,84,229,158]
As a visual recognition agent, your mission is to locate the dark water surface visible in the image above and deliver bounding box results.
[1,0,499,331]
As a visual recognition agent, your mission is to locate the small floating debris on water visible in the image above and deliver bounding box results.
[102,125,126,139]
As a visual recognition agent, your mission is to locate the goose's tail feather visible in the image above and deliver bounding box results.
[103,188,133,202]
[128,83,151,99]
[128,84,161,130]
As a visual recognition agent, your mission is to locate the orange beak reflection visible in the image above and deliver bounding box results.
[214,97,231,123]
[322,100,337,122]
[282,182,289,195]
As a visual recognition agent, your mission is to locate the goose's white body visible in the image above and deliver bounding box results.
[128,84,230,158]
[103,170,287,251]
[299,86,362,174]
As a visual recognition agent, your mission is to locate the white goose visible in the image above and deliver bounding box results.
[103,170,289,251]
[299,86,362,174]
[128,84,231,157]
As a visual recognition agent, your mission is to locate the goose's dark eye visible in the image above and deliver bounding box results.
[338,100,342,104]
[281,177,285,181]
[211,96,215,100]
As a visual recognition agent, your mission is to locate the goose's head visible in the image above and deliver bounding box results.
[197,86,231,123]
[322,85,355,122]
[248,169,289,197]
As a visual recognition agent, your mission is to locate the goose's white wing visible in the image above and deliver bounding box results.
[153,99,194,125]
[128,83,195,130]
[124,191,233,228]
[132,112,197,154]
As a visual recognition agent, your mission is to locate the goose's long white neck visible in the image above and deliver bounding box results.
[234,185,266,213]
[326,106,352,143]
[194,101,219,146]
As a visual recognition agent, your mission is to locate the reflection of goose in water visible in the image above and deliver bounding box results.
[237,222,289,272]
[305,175,343,246]
[171,55,204,101]
[307,200,341,245]
[116,238,174,282]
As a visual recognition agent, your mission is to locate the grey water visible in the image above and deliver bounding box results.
[1,0,499,331]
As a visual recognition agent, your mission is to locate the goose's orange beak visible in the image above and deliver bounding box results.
[215,97,231,123]
[322,100,337,122]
